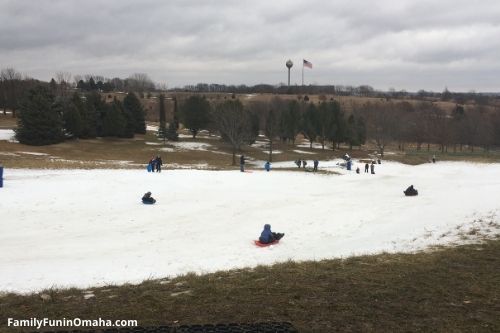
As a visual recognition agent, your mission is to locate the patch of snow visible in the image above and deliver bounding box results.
[145,142,162,146]
[167,142,213,151]
[293,149,316,155]
[0,129,17,142]
[146,125,159,132]
[296,142,324,149]
[1,162,499,293]
[17,151,50,156]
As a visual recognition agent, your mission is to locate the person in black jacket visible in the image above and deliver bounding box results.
[155,155,163,172]
[240,155,245,172]
[142,191,156,204]
[404,185,418,196]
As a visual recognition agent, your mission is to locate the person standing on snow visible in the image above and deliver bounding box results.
[370,161,375,174]
[364,163,369,173]
[264,161,271,172]
[313,160,319,172]
[155,155,163,172]
[240,155,245,172]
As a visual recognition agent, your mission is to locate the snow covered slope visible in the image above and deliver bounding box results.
[0,162,499,293]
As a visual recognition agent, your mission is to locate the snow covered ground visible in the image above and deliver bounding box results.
[1,162,499,293]
[0,129,17,142]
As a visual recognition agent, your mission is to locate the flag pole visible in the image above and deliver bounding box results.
[302,61,304,86]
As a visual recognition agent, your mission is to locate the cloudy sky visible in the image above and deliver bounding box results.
[1,0,499,91]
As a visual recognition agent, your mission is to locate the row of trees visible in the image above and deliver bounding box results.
[355,101,500,156]
[15,86,146,145]
[178,96,366,164]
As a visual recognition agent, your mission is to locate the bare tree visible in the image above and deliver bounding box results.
[1,68,22,117]
[359,102,398,157]
[127,73,154,93]
[212,100,255,165]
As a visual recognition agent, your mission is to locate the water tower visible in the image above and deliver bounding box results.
[286,60,293,87]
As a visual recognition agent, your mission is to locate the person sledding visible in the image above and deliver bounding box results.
[404,185,418,196]
[142,191,156,204]
[258,224,284,244]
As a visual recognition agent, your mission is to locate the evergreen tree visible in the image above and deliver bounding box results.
[101,100,126,137]
[89,77,97,90]
[180,95,211,138]
[317,101,337,150]
[123,92,146,134]
[72,93,97,138]
[280,100,302,144]
[328,102,346,149]
[59,98,82,138]
[121,101,135,138]
[49,78,57,94]
[86,92,106,136]
[15,86,65,145]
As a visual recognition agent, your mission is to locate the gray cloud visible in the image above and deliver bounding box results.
[1,0,499,91]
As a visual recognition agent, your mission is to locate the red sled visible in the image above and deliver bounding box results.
[254,239,280,247]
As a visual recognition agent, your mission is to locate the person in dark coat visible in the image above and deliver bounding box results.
[313,160,319,172]
[302,160,307,168]
[142,191,156,204]
[364,163,369,173]
[295,159,301,168]
[356,167,360,174]
[155,155,163,172]
[370,161,375,174]
[240,155,245,172]
[264,161,271,172]
[259,224,284,244]
[404,185,418,196]
[432,155,436,163]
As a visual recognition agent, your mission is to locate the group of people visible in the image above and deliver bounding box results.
[148,155,163,173]
[295,159,319,172]
[358,161,377,174]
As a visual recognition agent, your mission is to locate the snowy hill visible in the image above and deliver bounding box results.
[0,162,499,293]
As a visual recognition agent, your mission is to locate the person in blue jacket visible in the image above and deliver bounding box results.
[264,161,271,172]
[259,224,284,244]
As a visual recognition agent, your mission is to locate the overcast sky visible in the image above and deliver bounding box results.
[1,0,499,92]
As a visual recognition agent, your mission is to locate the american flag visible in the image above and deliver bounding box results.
[303,59,312,68]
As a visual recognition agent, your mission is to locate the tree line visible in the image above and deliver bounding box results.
[15,86,146,145]
[178,96,366,164]
[354,101,500,156]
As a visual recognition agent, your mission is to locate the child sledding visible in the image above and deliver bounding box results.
[255,224,284,246]
[142,191,156,204]
[404,185,418,196]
